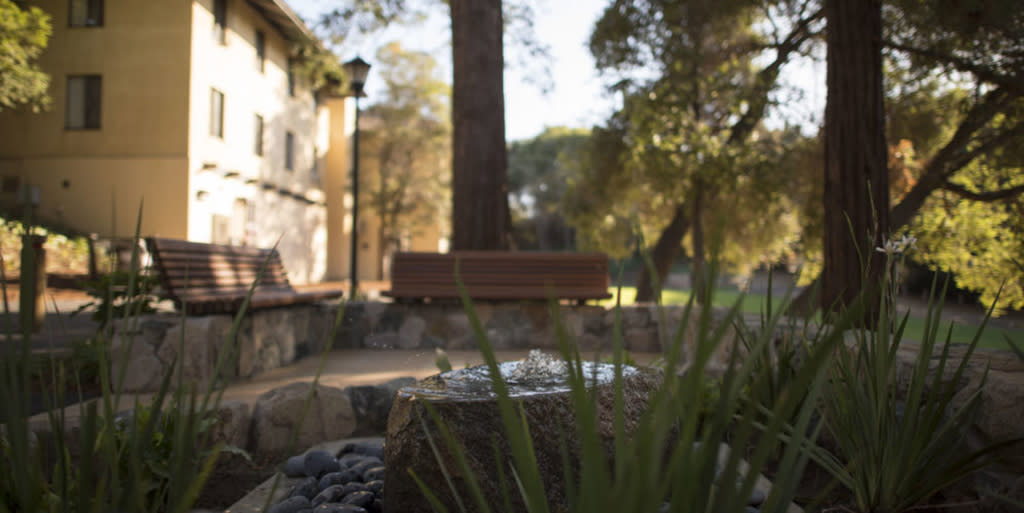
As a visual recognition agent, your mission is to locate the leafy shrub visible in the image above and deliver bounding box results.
[810,282,1013,513]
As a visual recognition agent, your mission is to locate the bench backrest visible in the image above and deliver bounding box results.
[146,237,293,304]
[386,251,611,300]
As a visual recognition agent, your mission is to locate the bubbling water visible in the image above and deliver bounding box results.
[404,349,636,401]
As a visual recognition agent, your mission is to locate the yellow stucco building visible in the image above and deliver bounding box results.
[0,0,412,283]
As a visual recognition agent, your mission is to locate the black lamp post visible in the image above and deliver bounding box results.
[343,56,370,298]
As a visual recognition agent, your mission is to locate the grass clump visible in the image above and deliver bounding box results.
[0,210,254,513]
[807,279,1016,513]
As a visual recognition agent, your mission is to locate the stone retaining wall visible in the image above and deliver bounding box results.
[107,300,1024,492]
[111,301,740,392]
[110,305,326,392]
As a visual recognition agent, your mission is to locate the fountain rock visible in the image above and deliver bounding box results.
[384,351,662,513]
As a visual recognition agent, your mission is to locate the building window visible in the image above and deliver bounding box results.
[255,30,266,73]
[65,75,101,130]
[69,0,103,27]
[285,132,294,171]
[213,0,227,45]
[254,114,264,156]
[210,89,224,138]
[287,60,296,97]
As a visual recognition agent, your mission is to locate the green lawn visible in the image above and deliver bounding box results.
[603,286,1022,351]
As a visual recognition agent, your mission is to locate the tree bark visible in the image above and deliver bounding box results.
[450,0,511,250]
[635,204,690,302]
[821,0,889,323]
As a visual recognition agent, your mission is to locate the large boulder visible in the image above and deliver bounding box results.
[384,355,662,513]
[344,377,417,436]
[109,316,177,392]
[209,400,252,449]
[249,382,356,460]
[890,344,1024,479]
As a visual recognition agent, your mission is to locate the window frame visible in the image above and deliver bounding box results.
[65,75,102,130]
[287,60,296,97]
[255,30,266,73]
[213,0,227,45]
[254,114,264,156]
[68,0,103,28]
[285,131,295,171]
[210,88,225,139]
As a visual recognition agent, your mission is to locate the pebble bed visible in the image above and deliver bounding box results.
[267,439,770,513]
[269,441,385,513]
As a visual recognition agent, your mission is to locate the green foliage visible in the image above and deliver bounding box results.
[809,277,1013,513]
[909,168,1024,314]
[735,285,819,452]
[0,0,51,112]
[361,41,450,273]
[562,122,637,258]
[507,127,589,250]
[1,203,350,513]
[291,43,348,95]
[73,270,160,327]
[0,212,235,513]
[883,68,1024,315]
[312,0,423,46]
[569,0,821,278]
[0,215,103,277]
[508,127,589,212]
[111,398,250,510]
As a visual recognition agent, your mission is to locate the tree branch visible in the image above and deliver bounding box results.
[889,87,1016,230]
[883,39,1024,94]
[728,8,824,144]
[941,181,1024,202]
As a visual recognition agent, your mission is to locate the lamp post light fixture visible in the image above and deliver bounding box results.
[343,56,370,298]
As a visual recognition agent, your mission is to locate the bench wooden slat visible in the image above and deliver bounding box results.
[384,251,612,302]
[383,287,612,300]
[146,237,343,314]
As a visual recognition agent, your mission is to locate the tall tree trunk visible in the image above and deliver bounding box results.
[450,0,510,250]
[691,178,708,305]
[822,0,889,323]
[635,204,690,303]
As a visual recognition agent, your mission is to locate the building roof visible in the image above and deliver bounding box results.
[246,0,318,46]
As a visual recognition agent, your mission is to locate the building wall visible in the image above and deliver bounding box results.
[347,112,450,281]
[324,96,394,282]
[187,0,330,283]
[324,97,352,280]
[0,0,193,238]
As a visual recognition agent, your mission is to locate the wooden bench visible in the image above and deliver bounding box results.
[383,251,612,304]
[146,237,343,315]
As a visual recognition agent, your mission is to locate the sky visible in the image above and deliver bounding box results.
[290,0,825,142]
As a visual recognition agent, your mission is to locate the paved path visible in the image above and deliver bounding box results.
[30,349,666,424]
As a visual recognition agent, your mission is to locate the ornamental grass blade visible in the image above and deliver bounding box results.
[453,258,551,513]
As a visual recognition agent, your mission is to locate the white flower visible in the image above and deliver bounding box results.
[876,234,917,255]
